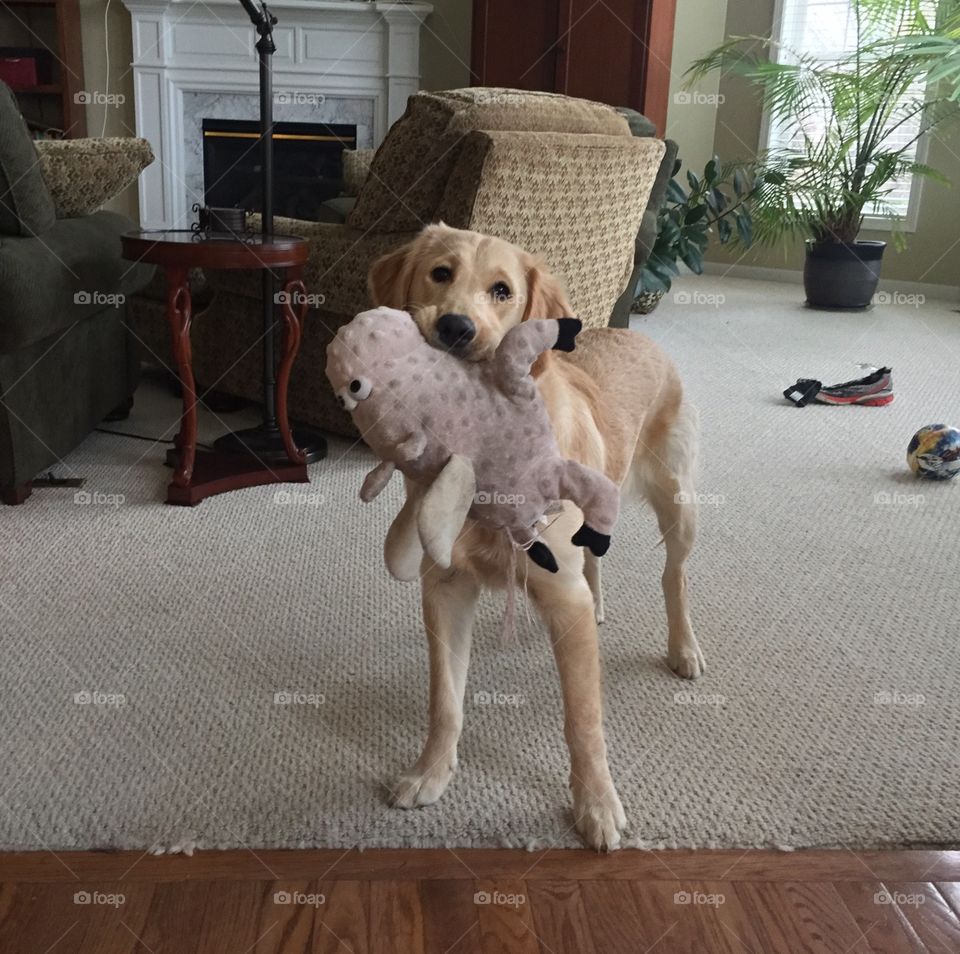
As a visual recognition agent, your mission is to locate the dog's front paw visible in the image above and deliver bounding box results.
[387,760,456,808]
[668,640,706,679]
[573,786,626,851]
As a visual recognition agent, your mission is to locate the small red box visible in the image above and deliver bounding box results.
[0,56,39,91]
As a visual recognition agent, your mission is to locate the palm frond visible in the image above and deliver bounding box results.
[689,0,960,246]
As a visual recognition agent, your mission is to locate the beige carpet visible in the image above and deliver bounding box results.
[1,276,958,852]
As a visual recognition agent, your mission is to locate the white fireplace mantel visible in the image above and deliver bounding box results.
[121,0,432,228]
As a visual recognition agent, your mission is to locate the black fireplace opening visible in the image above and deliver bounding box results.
[202,118,357,222]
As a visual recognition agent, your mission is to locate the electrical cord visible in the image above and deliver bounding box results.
[96,427,215,453]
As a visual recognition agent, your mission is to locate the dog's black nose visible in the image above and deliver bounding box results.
[436,313,476,349]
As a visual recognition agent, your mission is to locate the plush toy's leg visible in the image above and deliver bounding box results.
[389,560,480,809]
[553,459,620,556]
[417,454,476,570]
[571,524,611,557]
[360,460,396,502]
[384,480,424,582]
[527,541,559,573]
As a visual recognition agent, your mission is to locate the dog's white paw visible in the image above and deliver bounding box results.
[388,761,455,808]
[573,787,626,851]
[668,641,706,679]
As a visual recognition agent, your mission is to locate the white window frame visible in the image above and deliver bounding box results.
[762,0,928,232]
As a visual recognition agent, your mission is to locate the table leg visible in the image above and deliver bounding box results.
[277,269,307,465]
[165,266,196,488]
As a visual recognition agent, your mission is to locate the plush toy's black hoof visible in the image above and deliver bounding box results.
[571,524,611,557]
[527,541,559,573]
[552,317,583,352]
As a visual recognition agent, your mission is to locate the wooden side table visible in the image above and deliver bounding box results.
[121,230,311,506]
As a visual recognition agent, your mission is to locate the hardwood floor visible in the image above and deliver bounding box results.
[1,849,958,952]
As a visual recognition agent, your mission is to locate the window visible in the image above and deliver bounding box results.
[765,0,929,229]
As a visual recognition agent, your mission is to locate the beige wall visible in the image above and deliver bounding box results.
[665,0,729,175]
[707,0,960,287]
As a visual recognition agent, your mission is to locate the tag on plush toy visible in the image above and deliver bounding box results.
[325,307,620,573]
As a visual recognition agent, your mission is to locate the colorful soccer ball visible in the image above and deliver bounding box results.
[907,424,960,480]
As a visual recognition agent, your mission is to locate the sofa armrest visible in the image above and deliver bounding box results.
[342,148,375,197]
[435,130,665,329]
[636,139,680,263]
[34,137,154,218]
[0,211,153,353]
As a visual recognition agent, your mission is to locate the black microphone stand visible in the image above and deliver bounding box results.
[215,0,326,464]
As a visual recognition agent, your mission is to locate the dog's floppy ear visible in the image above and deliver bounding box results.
[522,258,574,322]
[521,258,575,376]
[368,241,415,309]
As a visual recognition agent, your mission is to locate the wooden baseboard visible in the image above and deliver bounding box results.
[1,848,957,883]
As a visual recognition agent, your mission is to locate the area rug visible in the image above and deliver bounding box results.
[1,276,957,851]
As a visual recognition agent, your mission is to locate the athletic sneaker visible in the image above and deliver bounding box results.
[783,367,894,407]
[814,367,893,406]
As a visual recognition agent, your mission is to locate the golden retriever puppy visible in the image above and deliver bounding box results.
[368,223,704,850]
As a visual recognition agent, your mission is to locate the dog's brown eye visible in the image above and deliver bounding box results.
[491,281,511,302]
[431,266,452,283]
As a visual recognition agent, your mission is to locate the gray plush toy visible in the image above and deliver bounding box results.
[325,307,619,574]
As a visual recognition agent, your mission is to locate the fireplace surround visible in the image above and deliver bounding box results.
[121,0,432,229]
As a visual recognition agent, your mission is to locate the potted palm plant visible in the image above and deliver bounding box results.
[688,0,960,309]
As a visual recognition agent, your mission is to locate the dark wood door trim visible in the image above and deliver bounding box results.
[642,0,677,134]
[470,0,677,134]
[469,0,487,87]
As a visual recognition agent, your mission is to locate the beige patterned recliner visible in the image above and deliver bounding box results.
[131,88,665,437]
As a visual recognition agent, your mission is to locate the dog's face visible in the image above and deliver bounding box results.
[368,224,573,361]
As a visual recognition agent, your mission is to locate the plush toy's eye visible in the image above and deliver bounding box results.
[431,266,452,283]
[348,377,373,401]
[491,281,511,302]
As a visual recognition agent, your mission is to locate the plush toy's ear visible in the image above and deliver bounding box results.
[521,257,574,322]
[521,258,575,376]
[368,241,415,309]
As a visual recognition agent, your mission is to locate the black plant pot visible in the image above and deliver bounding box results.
[803,240,886,310]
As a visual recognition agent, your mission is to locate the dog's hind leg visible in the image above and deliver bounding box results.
[388,562,480,808]
[633,400,705,679]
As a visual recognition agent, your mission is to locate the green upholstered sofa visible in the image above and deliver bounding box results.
[0,81,155,504]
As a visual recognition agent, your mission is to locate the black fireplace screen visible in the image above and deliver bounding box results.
[202,118,357,221]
